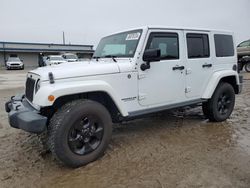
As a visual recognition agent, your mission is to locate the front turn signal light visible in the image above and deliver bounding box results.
[48,95,55,102]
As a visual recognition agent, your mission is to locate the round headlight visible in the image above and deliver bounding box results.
[35,79,41,93]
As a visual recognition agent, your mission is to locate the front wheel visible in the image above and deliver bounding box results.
[48,99,112,168]
[202,82,235,122]
[244,62,250,72]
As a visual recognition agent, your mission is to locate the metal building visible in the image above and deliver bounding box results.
[0,41,94,68]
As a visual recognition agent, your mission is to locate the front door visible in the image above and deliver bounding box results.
[138,30,186,106]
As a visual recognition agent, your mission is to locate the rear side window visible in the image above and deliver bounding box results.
[187,33,210,58]
[214,34,234,57]
[145,32,179,60]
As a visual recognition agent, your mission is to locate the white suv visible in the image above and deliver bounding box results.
[5,26,243,167]
[62,53,78,62]
[6,57,24,70]
[45,55,67,66]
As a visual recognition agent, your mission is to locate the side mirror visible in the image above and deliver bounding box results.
[141,49,161,71]
[143,49,161,62]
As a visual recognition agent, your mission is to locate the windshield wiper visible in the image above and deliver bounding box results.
[104,55,117,62]
[92,56,100,61]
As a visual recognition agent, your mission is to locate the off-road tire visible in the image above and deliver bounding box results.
[202,82,235,122]
[48,99,112,168]
[244,62,250,72]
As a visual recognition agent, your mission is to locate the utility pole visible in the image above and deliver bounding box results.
[3,42,6,65]
[63,31,65,45]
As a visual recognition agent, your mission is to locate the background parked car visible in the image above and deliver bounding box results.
[237,39,250,58]
[6,57,24,70]
[45,55,67,66]
[238,56,250,72]
[237,39,250,72]
[62,53,78,62]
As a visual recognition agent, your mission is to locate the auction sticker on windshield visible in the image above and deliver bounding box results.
[126,32,141,40]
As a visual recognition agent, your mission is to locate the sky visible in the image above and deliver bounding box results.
[0,0,250,47]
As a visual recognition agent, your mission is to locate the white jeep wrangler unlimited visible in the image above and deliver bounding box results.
[5,26,243,167]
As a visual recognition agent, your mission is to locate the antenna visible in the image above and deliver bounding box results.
[63,31,65,45]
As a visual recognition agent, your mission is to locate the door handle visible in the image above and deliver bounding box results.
[202,63,212,68]
[172,65,185,71]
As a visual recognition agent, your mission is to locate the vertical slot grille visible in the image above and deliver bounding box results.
[25,77,35,102]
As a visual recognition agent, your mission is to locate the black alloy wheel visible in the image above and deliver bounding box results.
[68,116,104,155]
[217,92,232,116]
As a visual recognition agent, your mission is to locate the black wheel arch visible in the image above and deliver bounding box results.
[219,76,239,94]
[40,91,122,124]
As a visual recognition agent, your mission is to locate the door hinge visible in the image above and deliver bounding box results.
[138,93,147,101]
[186,68,192,75]
[185,87,191,93]
[138,73,146,80]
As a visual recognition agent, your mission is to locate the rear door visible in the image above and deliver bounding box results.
[184,31,214,99]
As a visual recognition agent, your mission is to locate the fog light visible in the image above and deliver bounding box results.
[48,95,55,102]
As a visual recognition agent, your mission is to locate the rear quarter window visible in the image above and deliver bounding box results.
[214,34,234,57]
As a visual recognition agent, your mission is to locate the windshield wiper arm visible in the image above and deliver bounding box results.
[104,55,117,62]
[92,56,100,61]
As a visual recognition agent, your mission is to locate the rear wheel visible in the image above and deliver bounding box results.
[244,62,250,72]
[48,99,112,168]
[202,82,235,122]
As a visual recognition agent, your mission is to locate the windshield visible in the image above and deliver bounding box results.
[8,57,21,62]
[49,56,64,61]
[93,29,142,58]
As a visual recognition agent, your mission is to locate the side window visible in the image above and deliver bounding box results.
[145,33,179,60]
[214,34,234,57]
[187,33,210,58]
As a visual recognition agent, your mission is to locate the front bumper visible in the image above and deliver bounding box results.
[5,94,47,133]
[7,65,23,69]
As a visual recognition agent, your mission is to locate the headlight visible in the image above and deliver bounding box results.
[35,79,41,93]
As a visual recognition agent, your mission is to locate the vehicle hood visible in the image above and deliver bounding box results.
[30,60,120,81]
